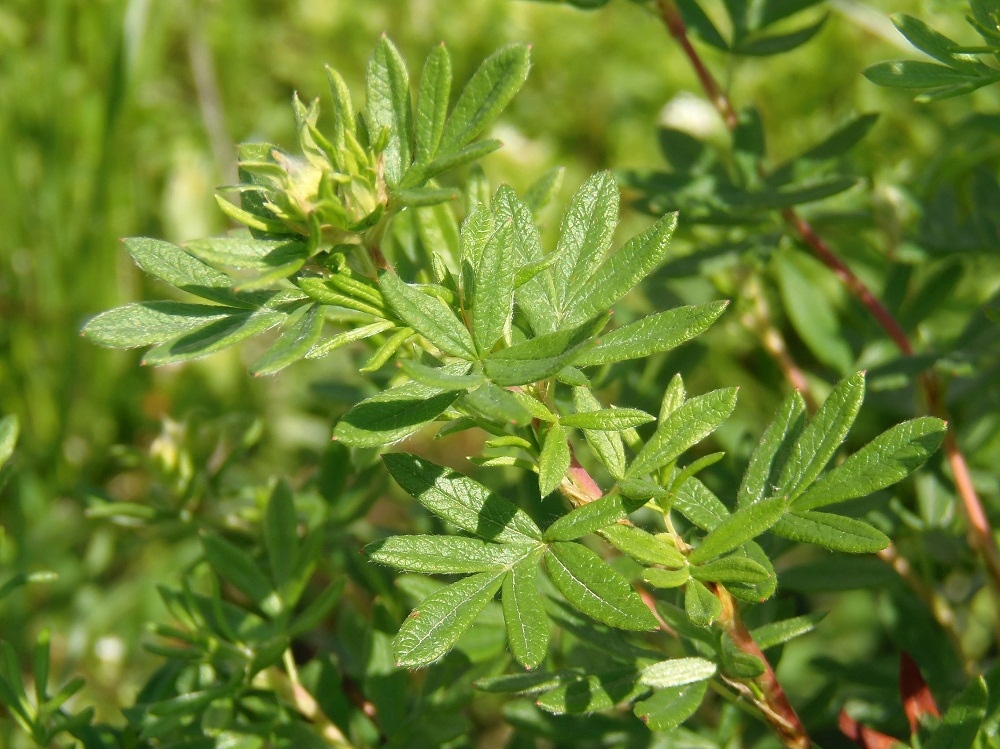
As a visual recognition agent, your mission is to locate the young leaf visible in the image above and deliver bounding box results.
[306,320,395,360]
[544,542,658,631]
[399,361,484,390]
[684,579,722,627]
[380,272,475,358]
[688,494,787,564]
[393,570,506,668]
[560,408,655,431]
[366,536,535,573]
[793,417,947,511]
[333,381,462,447]
[83,302,239,348]
[573,387,626,479]
[366,35,413,186]
[737,392,807,508]
[264,480,298,593]
[544,494,645,542]
[459,203,494,304]
[776,371,866,501]
[142,308,288,366]
[575,302,728,367]
[482,317,603,387]
[250,304,324,376]
[771,512,891,553]
[123,237,248,307]
[438,44,531,154]
[750,612,827,651]
[642,567,691,589]
[634,681,709,731]
[551,171,620,311]
[562,212,677,326]
[538,422,571,497]
[382,453,542,543]
[627,388,738,479]
[473,204,516,352]
[600,524,686,568]
[639,658,716,689]
[414,43,452,163]
[502,556,549,670]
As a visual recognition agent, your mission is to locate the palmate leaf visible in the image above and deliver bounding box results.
[383,453,542,543]
[688,494,787,564]
[393,570,505,667]
[543,542,658,631]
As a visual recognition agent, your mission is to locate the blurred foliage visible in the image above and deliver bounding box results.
[1,0,999,748]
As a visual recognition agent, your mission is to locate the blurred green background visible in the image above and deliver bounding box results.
[1,0,996,733]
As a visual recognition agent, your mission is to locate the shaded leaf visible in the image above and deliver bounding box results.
[544,494,645,542]
[251,304,324,376]
[684,579,722,627]
[333,381,461,447]
[634,680,708,731]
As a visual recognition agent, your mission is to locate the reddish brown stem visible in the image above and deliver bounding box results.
[655,0,1000,599]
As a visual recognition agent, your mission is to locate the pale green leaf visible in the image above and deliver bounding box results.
[82,302,238,348]
[141,308,288,366]
[523,166,565,213]
[572,387,626,479]
[560,408,655,431]
[639,657,716,689]
[305,321,395,359]
[777,371,866,501]
[399,361,484,390]
[544,494,644,542]
[325,65,354,154]
[750,613,826,651]
[600,524,686,568]
[473,201,516,352]
[690,556,771,584]
[366,35,412,186]
[438,44,531,153]
[366,535,536,573]
[393,570,505,667]
[333,381,461,447]
[503,556,549,669]
[562,212,677,326]
[794,417,946,511]
[771,511,890,553]
[382,453,542,543]
[482,318,602,387]
[627,388,738,479]
[0,416,19,471]
[123,237,246,306]
[538,422,571,497]
[683,579,722,627]
[380,272,475,358]
[575,302,728,367]
[250,304,324,376]
[414,43,452,163]
[544,542,658,631]
[642,567,690,588]
[688,494,787,564]
[183,237,309,271]
[459,203,493,305]
[552,171,620,311]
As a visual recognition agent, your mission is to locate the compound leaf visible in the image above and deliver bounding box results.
[83,302,238,348]
[544,493,644,542]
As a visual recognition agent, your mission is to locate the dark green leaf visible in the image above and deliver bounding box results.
[688,494,787,564]
[544,494,645,542]
[864,60,976,89]
[202,535,277,617]
[891,14,982,71]
[634,681,708,731]
[777,371,866,501]
[264,480,298,594]
[627,388,738,479]
[535,669,645,714]
[366,535,536,573]
[794,417,946,511]
[383,453,542,543]
[503,556,549,669]
[380,272,475,358]
[415,43,452,163]
[333,381,461,447]
[771,512,890,553]
[544,542,658,631]
[439,44,531,153]
[250,304,324,376]
[576,302,727,367]
[393,570,505,667]
[924,675,988,749]
[458,383,535,427]
[562,213,678,325]
[690,556,771,584]
[733,15,827,56]
[366,35,412,186]
[183,237,309,271]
